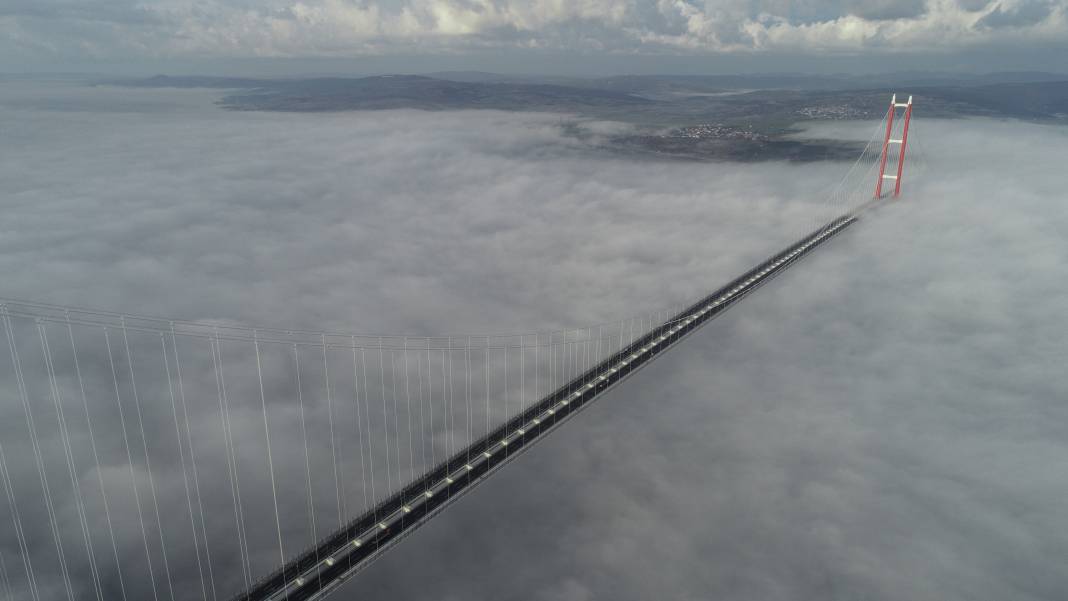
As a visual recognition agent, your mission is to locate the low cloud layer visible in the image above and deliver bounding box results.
[0,80,869,600]
[0,82,851,334]
[343,121,1068,600]
[1,81,1067,600]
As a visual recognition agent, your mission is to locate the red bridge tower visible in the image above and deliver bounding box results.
[875,94,913,198]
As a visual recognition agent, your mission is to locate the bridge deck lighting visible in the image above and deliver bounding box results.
[199,211,862,601]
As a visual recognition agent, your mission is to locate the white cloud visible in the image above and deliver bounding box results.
[0,80,859,599]
[745,0,1068,51]
[0,81,1066,600]
[341,118,1068,600]
[2,0,1066,62]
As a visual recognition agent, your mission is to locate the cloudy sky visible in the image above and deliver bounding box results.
[3,0,1068,74]
[1,78,1067,601]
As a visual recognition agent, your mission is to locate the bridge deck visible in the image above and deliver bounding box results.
[232,214,859,601]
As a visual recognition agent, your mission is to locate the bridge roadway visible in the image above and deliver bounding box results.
[231,213,859,601]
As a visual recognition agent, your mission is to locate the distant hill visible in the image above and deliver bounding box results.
[99,72,1068,123]
[914,80,1068,119]
[94,72,1068,162]
[97,74,273,89]
[420,71,1068,94]
[107,74,654,112]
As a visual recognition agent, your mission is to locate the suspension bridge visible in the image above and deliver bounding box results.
[0,96,920,601]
